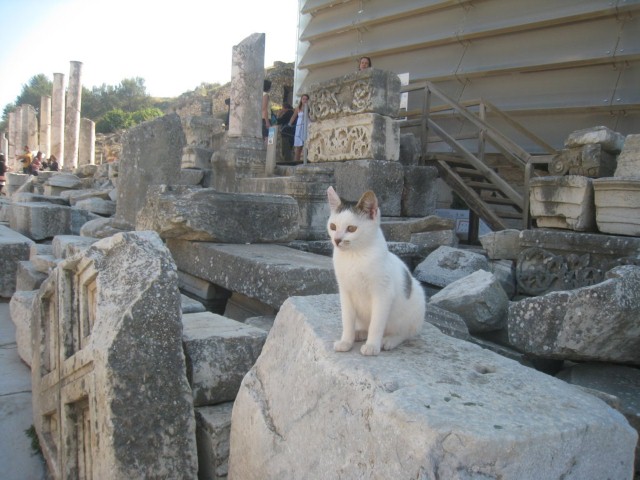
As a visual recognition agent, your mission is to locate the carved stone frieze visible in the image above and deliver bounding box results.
[548,144,616,177]
[307,113,399,162]
[307,68,401,121]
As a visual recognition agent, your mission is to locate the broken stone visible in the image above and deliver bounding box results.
[614,133,640,178]
[564,126,625,153]
[508,265,640,365]
[182,311,267,406]
[74,197,116,216]
[195,403,233,480]
[229,294,637,479]
[401,165,438,216]
[414,245,489,288]
[8,289,37,365]
[429,270,508,333]
[593,177,640,236]
[16,261,48,291]
[79,217,131,239]
[51,235,98,259]
[479,229,522,260]
[529,175,596,231]
[0,225,34,297]
[136,185,299,243]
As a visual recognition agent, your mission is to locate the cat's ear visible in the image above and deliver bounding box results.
[327,186,341,212]
[357,191,379,220]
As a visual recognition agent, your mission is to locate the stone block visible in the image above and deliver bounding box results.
[51,235,98,259]
[549,144,616,177]
[74,197,116,216]
[529,175,596,231]
[16,261,48,291]
[177,271,224,300]
[61,188,111,205]
[615,133,640,178]
[195,403,233,480]
[509,265,640,365]
[229,294,637,479]
[414,245,489,288]
[182,311,267,406]
[307,113,399,162]
[181,294,206,314]
[479,229,522,260]
[223,292,276,322]
[31,231,197,479]
[286,164,335,240]
[136,185,299,243]
[307,68,401,121]
[116,113,186,227]
[334,160,404,216]
[176,167,205,185]
[181,146,214,170]
[12,192,69,206]
[244,315,276,332]
[564,126,625,153]
[9,202,72,240]
[593,178,640,236]
[166,241,337,310]
[46,173,83,189]
[401,165,438,216]
[410,230,459,256]
[399,132,420,166]
[429,270,509,333]
[424,303,471,340]
[78,217,130,239]
[0,225,34,297]
[8,289,37,365]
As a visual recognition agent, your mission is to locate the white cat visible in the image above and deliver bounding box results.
[327,186,426,356]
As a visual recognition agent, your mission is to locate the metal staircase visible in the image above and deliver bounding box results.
[400,81,557,240]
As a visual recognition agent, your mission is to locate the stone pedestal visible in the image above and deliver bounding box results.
[593,177,640,236]
[529,175,596,231]
[211,137,266,193]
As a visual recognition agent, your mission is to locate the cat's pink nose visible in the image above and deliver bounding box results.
[334,238,342,246]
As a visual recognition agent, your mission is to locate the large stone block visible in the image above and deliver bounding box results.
[307,68,401,121]
[0,225,35,297]
[334,160,404,216]
[195,403,233,480]
[229,294,637,479]
[414,245,489,288]
[166,241,337,309]
[401,165,438,216]
[182,311,267,406]
[593,177,640,236]
[548,144,616,177]
[8,289,37,365]
[615,133,640,177]
[307,113,399,162]
[9,202,72,240]
[16,261,48,292]
[136,185,299,243]
[529,175,596,231]
[564,126,625,153]
[286,164,335,240]
[116,113,185,227]
[509,265,640,365]
[31,231,197,479]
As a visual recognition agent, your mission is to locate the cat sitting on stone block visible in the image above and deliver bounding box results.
[326,186,426,356]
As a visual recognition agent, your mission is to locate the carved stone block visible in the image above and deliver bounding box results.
[548,144,616,177]
[593,177,640,236]
[564,126,625,153]
[307,68,401,121]
[529,175,596,231]
[307,113,399,162]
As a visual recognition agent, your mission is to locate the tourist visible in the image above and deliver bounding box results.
[0,153,7,195]
[16,145,32,174]
[48,154,59,171]
[262,79,272,142]
[288,94,310,164]
[358,56,372,71]
[31,151,43,176]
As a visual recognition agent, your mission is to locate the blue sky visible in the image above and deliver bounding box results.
[0,0,299,111]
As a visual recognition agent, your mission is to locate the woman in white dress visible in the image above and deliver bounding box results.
[289,94,310,164]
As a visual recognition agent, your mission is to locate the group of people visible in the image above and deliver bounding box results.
[262,56,373,164]
[15,145,59,176]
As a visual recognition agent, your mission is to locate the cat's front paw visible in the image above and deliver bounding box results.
[360,343,380,356]
[334,340,353,352]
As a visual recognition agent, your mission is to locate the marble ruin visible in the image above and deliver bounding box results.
[0,33,639,479]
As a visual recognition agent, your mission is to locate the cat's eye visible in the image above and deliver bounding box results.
[347,226,357,233]
[329,223,336,231]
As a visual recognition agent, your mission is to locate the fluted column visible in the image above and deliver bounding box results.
[64,60,83,169]
[51,73,65,165]
[39,95,52,156]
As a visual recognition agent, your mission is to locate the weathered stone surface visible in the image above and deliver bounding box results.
[244,315,276,332]
[593,177,640,236]
[529,175,596,231]
[399,132,420,166]
[414,245,489,288]
[8,289,37,365]
[9,202,72,240]
[516,229,640,296]
[334,160,404,215]
[51,234,98,259]
[195,403,233,480]
[509,265,640,365]
[30,254,58,274]
[31,231,197,479]
[564,126,625,153]
[79,217,130,239]
[549,144,617,177]
[46,173,83,189]
[410,230,459,256]
[182,311,267,406]
[286,163,335,240]
[488,259,517,299]
[557,363,640,473]
[0,225,34,297]
[181,294,206,314]
[11,192,70,206]
[615,133,640,178]
[74,197,116,216]
[61,189,111,205]
[401,165,438,216]
[429,270,508,333]
[479,229,522,260]
[307,68,401,121]
[176,168,204,185]
[424,302,471,340]
[229,294,637,479]
[167,241,337,309]
[223,291,277,322]
[307,113,399,162]
[16,261,48,291]
[137,185,299,243]
[116,113,185,227]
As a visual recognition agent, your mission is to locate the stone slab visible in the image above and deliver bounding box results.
[166,241,337,309]
[615,133,640,177]
[0,225,34,298]
[228,294,637,479]
[529,175,596,231]
[593,177,640,236]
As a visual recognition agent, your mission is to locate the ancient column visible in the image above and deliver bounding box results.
[64,61,83,169]
[51,73,65,165]
[211,33,266,192]
[8,111,17,167]
[78,118,95,166]
[39,95,52,156]
[1,132,7,157]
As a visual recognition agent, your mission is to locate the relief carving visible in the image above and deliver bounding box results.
[307,124,372,162]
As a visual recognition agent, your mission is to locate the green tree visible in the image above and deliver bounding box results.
[96,109,133,133]
[116,77,151,112]
[130,108,164,124]
[0,74,52,130]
